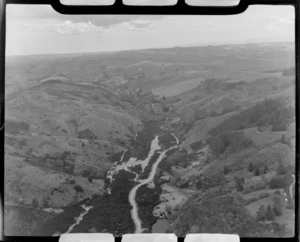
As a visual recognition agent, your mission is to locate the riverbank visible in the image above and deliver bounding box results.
[136,183,162,231]
[34,120,173,236]
[132,133,180,232]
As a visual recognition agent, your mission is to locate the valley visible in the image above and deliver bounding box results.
[4,42,296,237]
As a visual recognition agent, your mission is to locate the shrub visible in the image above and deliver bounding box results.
[32,198,39,208]
[74,184,84,193]
[196,173,227,192]
[282,67,295,76]
[265,204,275,221]
[223,165,231,175]
[244,197,259,205]
[190,140,205,151]
[276,162,287,175]
[234,176,245,192]
[209,98,293,136]
[269,175,285,189]
[248,162,254,172]
[263,165,269,174]
[273,223,286,237]
[283,173,294,187]
[256,205,266,221]
[272,122,287,132]
[208,131,252,155]
[272,196,282,216]
[274,190,281,195]
[259,192,270,199]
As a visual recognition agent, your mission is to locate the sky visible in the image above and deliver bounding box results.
[6,1,294,56]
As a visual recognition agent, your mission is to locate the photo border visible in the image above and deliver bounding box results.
[0,0,298,241]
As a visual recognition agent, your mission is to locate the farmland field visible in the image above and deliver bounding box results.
[151,77,204,97]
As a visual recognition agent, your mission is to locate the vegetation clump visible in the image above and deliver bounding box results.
[208,131,253,155]
[209,98,294,136]
[170,187,273,237]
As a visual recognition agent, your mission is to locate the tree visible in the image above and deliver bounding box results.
[274,190,281,195]
[165,205,172,217]
[254,168,260,176]
[248,162,254,172]
[265,204,275,221]
[223,165,231,175]
[272,122,287,132]
[280,134,286,144]
[273,223,286,237]
[74,184,84,193]
[263,165,269,174]
[234,177,245,192]
[32,198,39,208]
[256,205,266,221]
[272,196,282,216]
[194,110,201,121]
[276,162,287,175]
[43,198,49,208]
[283,172,294,187]
[285,137,292,147]
[269,175,285,189]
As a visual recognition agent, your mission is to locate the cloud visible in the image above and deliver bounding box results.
[11,17,157,34]
[54,20,101,33]
[7,5,164,34]
[7,5,164,28]
[121,19,155,31]
[267,17,293,31]
[21,20,103,34]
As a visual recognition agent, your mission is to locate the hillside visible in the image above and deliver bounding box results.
[5,42,296,237]
[5,78,161,235]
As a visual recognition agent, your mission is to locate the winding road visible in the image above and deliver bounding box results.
[289,174,295,207]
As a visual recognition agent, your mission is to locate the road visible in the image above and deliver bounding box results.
[289,174,295,207]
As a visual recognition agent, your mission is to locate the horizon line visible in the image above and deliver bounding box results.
[6,39,294,58]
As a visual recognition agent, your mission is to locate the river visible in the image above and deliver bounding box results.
[129,133,179,233]
[63,125,179,234]
[65,205,93,234]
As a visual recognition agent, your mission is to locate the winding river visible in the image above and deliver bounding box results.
[65,205,93,233]
[64,131,179,234]
[129,133,179,233]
